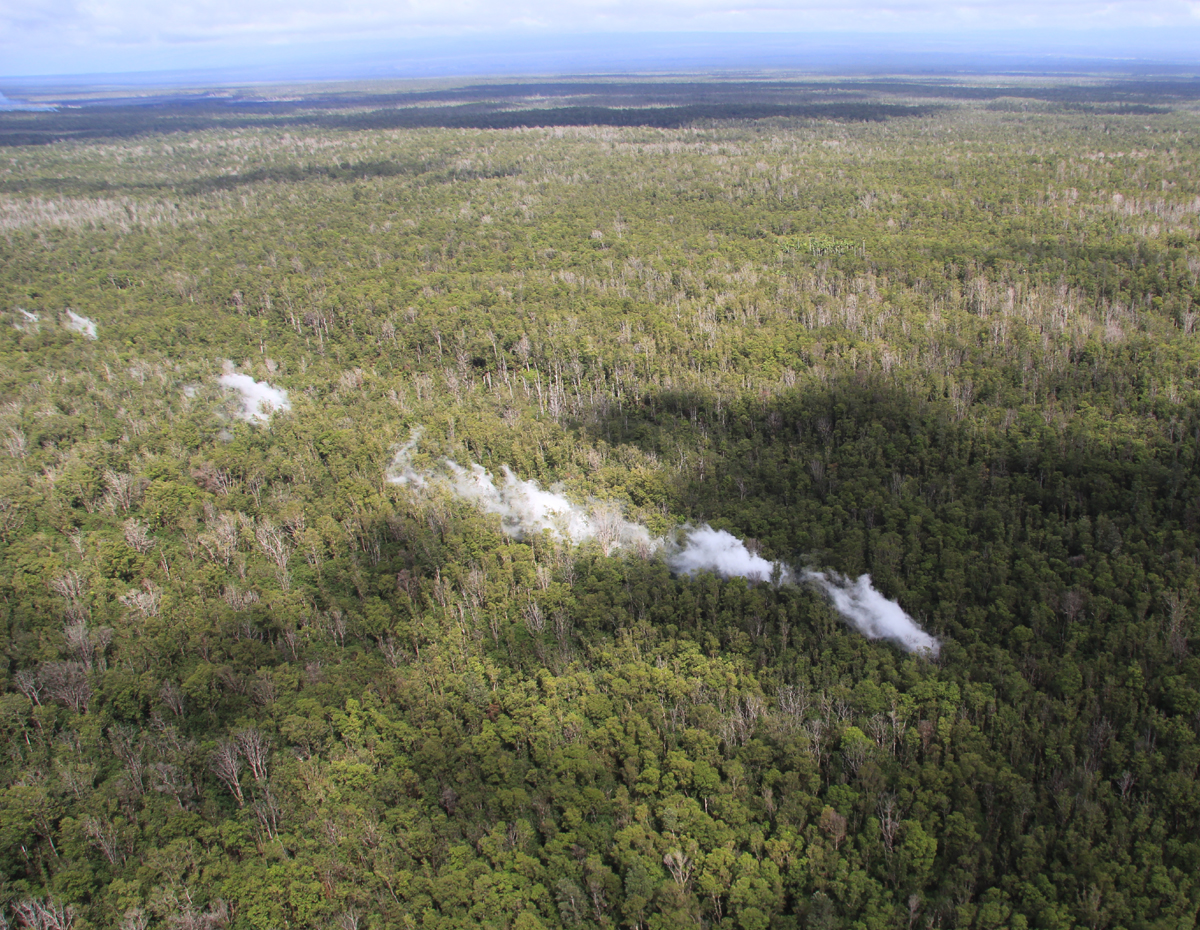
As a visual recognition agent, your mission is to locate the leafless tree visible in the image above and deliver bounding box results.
[235,728,270,782]
[522,599,546,635]
[775,683,810,732]
[209,740,244,807]
[819,807,848,850]
[109,725,146,795]
[591,504,624,556]
[1163,590,1191,660]
[254,518,293,590]
[878,794,901,853]
[252,786,281,840]
[102,469,146,514]
[123,519,155,554]
[119,581,162,625]
[663,848,694,888]
[39,662,91,713]
[65,619,113,670]
[198,509,239,566]
[221,584,258,611]
[12,898,74,930]
[803,718,827,772]
[250,675,277,708]
[0,495,27,542]
[160,680,185,717]
[377,635,405,667]
[4,425,28,460]
[14,668,43,705]
[152,762,193,809]
[50,571,88,623]
[83,815,126,864]
[55,757,96,799]
[119,908,149,930]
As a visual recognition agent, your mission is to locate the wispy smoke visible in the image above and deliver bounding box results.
[803,571,940,655]
[389,433,939,655]
[219,372,291,422]
[664,527,938,655]
[65,311,97,340]
[0,93,55,113]
[666,525,790,583]
[389,430,652,555]
[12,308,39,332]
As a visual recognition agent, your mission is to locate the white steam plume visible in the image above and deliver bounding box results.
[388,431,652,555]
[388,433,938,655]
[13,308,39,332]
[802,571,940,656]
[667,526,790,584]
[65,310,97,339]
[219,372,291,422]
[665,527,938,656]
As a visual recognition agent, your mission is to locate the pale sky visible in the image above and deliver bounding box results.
[3,0,1200,78]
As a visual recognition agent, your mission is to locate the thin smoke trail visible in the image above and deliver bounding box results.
[388,433,939,655]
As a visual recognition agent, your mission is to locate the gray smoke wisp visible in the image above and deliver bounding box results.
[664,527,938,656]
[803,570,940,656]
[65,310,98,340]
[388,433,938,655]
[666,525,791,584]
[388,430,653,555]
[219,370,291,422]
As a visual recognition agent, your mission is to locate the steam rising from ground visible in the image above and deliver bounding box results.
[219,372,291,422]
[802,570,940,655]
[65,311,97,339]
[13,309,39,332]
[667,525,791,584]
[389,430,652,555]
[388,434,939,656]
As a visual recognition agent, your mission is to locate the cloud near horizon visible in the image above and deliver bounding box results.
[3,0,1200,77]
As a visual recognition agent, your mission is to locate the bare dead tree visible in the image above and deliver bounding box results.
[123,519,155,554]
[83,815,126,865]
[159,680,185,717]
[197,509,239,566]
[1163,590,1191,660]
[109,725,146,795]
[775,683,810,732]
[50,571,88,623]
[4,425,28,460]
[151,762,193,809]
[235,728,270,783]
[254,519,293,590]
[591,504,623,557]
[102,469,146,514]
[522,599,546,635]
[663,848,694,888]
[209,740,244,807]
[252,786,281,840]
[335,908,361,930]
[878,794,901,854]
[39,662,91,713]
[377,635,405,667]
[250,675,277,708]
[12,897,74,930]
[118,908,149,930]
[14,668,43,705]
[804,718,827,772]
[221,585,259,611]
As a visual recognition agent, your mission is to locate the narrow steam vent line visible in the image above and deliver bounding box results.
[388,431,939,656]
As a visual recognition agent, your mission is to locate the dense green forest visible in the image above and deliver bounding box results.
[1,74,1199,930]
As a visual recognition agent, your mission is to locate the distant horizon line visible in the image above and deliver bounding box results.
[4,29,1200,88]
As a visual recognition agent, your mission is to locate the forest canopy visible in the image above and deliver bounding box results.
[0,73,1198,930]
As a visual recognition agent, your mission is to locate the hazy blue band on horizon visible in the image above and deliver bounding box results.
[5,28,1200,84]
